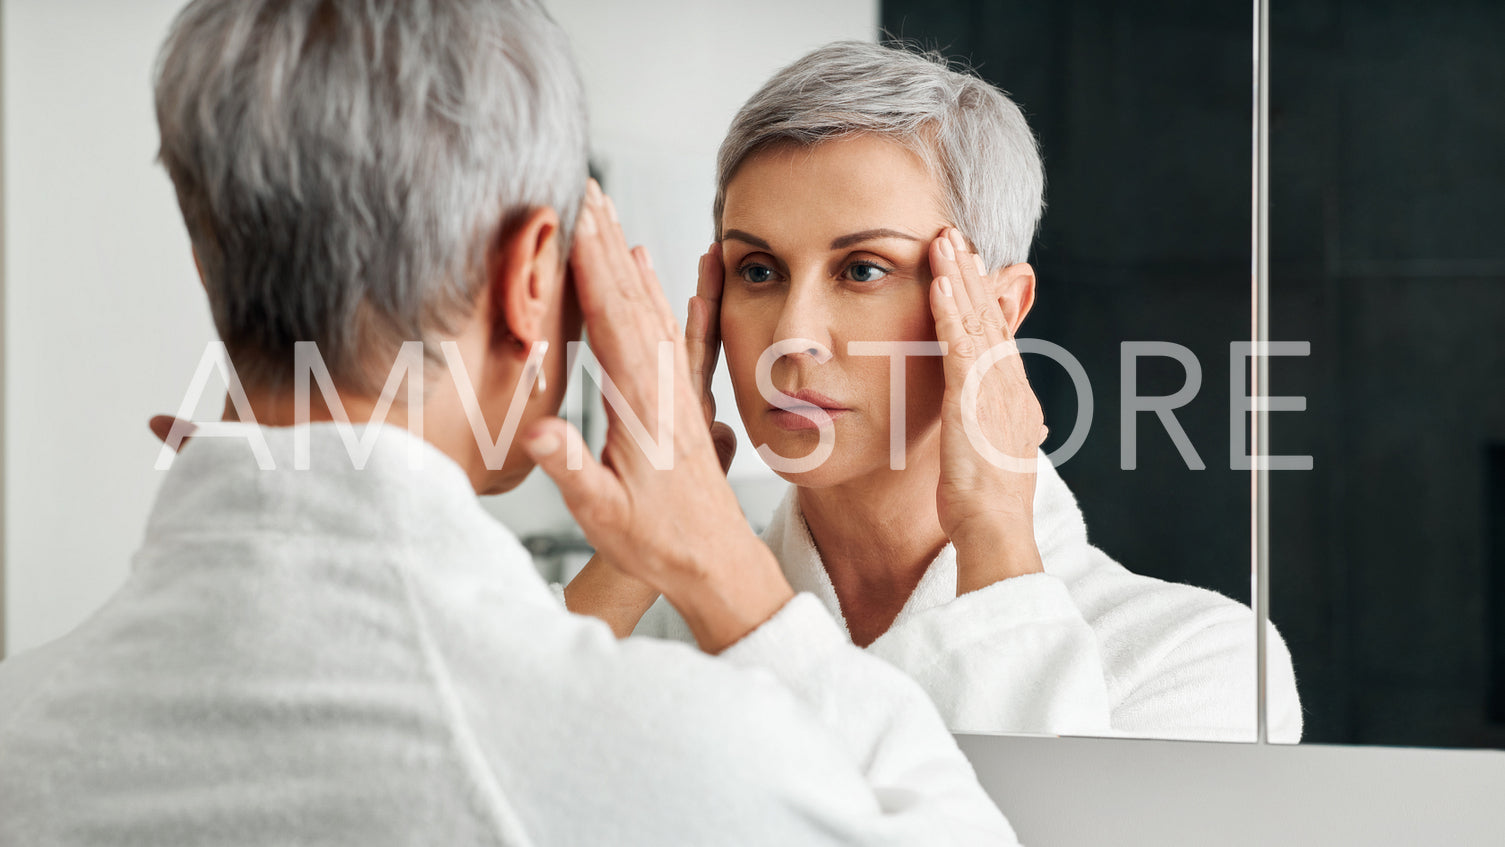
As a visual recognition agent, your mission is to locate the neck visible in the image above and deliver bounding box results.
[228,376,512,495]
[798,448,948,646]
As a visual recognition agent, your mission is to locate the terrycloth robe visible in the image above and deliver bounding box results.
[0,423,1015,846]
[636,457,1304,742]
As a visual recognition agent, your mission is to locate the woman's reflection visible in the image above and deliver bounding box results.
[570,40,1302,742]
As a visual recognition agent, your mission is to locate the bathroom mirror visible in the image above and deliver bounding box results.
[537,0,1276,742]
[1,0,1274,745]
[1266,0,1505,749]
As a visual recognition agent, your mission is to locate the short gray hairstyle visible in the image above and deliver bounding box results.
[715,41,1044,270]
[154,0,587,393]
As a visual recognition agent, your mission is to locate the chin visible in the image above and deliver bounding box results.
[751,429,871,490]
[479,465,529,496]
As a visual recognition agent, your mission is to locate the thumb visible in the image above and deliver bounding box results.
[710,421,738,476]
[150,415,195,450]
[522,417,624,536]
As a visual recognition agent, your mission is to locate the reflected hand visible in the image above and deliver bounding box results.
[687,242,737,474]
[927,228,1047,593]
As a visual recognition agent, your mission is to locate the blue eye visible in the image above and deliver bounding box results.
[739,263,777,284]
[845,262,890,284]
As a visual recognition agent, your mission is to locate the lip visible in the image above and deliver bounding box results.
[766,389,849,432]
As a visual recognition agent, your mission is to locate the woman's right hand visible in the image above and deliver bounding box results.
[687,242,738,474]
[536,184,789,653]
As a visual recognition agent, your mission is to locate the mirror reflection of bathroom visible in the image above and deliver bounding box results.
[1268,0,1505,749]
[515,0,1284,743]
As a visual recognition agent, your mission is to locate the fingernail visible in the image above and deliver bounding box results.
[587,178,603,202]
[638,246,653,269]
[938,236,954,260]
[937,275,952,296]
[949,229,967,253]
[577,207,596,235]
[524,432,561,457]
[605,195,619,223]
[975,255,988,275]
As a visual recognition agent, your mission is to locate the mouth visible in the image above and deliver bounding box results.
[766,389,849,432]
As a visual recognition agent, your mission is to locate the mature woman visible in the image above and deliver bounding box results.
[0,4,1021,842]
[568,41,1303,742]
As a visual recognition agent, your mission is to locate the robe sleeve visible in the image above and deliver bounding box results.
[865,572,1114,736]
[712,592,1022,844]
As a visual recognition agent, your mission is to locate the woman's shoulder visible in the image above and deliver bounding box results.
[1070,545,1253,629]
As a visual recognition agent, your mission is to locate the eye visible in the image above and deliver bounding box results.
[738,262,778,285]
[844,262,891,284]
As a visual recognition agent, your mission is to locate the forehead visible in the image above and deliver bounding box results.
[722,134,948,241]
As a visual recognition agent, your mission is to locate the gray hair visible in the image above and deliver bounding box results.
[154,0,587,393]
[715,41,1044,270]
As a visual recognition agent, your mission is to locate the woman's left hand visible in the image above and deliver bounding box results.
[927,228,1047,593]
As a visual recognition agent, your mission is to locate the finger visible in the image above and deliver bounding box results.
[946,228,1008,347]
[698,243,724,368]
[710,421,738,475]
[598,187,676,332]
[568,202,617,318]
[929,273,979,390]
[149,415,195,449]
[632,245,678,338]
[697,242,725,306]
[685,294,717,423]
[930,233,984,355]
[571,191,662,377]
[573,181,646,314]
[522,416,625,540]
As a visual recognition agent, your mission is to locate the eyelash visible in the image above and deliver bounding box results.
[735,259,894,286]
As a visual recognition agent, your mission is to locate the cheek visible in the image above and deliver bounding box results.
[719,302,769,401]
[847,288,937,344]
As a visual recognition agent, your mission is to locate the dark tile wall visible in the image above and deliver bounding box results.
[882,0,1505,747]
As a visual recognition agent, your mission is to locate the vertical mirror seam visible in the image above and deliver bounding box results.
[1252,0,1272,745]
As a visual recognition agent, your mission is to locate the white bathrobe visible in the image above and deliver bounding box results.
[636,457,1305,742]
[0,424,1015,846]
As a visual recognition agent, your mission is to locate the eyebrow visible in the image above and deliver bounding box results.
[721,229,770,249]
[720,227,922,251]
[829,228,922,250]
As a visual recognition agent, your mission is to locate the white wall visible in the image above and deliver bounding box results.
[3,2,1501,845]
[3,0,216,655]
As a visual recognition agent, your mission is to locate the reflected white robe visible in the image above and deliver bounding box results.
[0,424,1015,846]
[636,458,1304,742]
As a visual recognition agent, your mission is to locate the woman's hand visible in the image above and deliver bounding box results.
[562,240,740,636]
[531,181,791,653]
[687,242,739,472]
[927,228,1047,594]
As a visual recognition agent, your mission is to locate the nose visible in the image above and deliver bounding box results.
[769,276,835,368]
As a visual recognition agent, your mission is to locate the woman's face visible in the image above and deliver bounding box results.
[719,134,951,488]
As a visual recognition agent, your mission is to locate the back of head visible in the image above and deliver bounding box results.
[715,40,1044,271]
[154,0,587,393]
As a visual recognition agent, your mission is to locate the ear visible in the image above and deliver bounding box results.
[989,262,1037,336]
[487,207,564,350]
